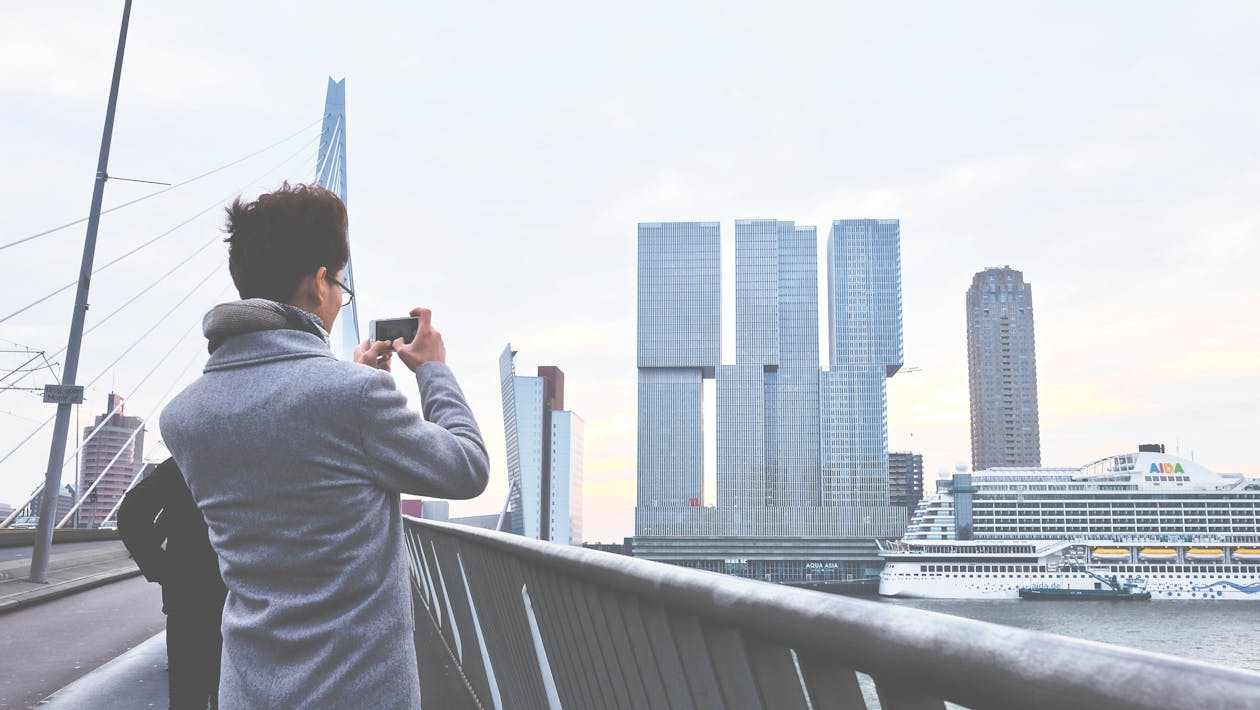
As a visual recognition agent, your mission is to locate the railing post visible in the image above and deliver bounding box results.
[701,626,763,710]
[636,603,699,710]
[667,612,727,709]
[455,552,503,710]
[426,539,463,661]
[595,587,652,708]
[795,653,867,710]
[567,579,631,707]
[520,583,562,709]
[743,641,810,708]
[615,597,673,709]
[521,567,597,709]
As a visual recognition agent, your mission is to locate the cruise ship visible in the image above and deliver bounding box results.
[879,445,1260,600]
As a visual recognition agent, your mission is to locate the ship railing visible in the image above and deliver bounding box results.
[402,517,1260,710]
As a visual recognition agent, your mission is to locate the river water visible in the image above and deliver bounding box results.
[880,597,1260,672]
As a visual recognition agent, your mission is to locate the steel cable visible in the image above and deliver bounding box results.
[0,132,321,326]
[0,117,324,252]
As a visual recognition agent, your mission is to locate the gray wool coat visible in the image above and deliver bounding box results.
[160,316,489,709]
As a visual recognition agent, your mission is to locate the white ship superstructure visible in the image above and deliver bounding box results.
[879,446,1260,599]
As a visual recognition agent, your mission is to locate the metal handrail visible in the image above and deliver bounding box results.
[404,517,1260,710]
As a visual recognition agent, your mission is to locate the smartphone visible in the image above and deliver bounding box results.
[369,317,420,345]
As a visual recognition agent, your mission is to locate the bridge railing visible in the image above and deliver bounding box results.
[403,518,1260,710]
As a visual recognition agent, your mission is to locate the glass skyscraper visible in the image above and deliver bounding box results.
[822,219,903,508]
[499,345,585,543]
[966,266,1041,470]
[548,410,584,545]
[718,220,821,510]
[636,223,720,515]
[827,219,903,375]
[636,219,907,582]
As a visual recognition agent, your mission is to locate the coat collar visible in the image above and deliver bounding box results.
[201,299,334,372]
[203,329,336,372]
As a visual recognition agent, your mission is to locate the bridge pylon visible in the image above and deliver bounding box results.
[315,77,359,360]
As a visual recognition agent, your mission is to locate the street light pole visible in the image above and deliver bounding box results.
[29,0,134,583]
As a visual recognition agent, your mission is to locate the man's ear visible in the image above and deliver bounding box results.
[313,266,329,306]
[290,268,323,307]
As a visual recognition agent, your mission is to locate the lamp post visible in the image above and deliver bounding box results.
[29,0,134,583]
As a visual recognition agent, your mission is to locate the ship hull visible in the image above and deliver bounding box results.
[881,560,1260,600]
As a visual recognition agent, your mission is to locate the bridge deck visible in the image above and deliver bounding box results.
[0,540,475,708]
[38,611,478,710]
[0,540,140,613]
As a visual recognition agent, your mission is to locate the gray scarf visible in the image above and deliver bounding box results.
[203,299,329,354]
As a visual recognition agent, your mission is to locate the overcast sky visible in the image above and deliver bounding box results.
[2,2,1258,541]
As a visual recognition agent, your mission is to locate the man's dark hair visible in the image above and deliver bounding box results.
[223,183,350,302]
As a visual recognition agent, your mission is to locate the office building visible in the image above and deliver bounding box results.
[718,220,821,509]
[450,514,501,531]
[636,222,720,519]
[24,484,76,526]
[822,219,903,507]
[635,219,907,583]
[966,266,1041,470]
[77,392,145,529]
[549,409,584,545]
[888,451,925,514]
[499,346,584,544]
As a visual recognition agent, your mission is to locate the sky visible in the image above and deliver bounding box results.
[1,2,1258,542]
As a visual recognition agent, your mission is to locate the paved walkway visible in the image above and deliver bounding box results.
[37,632,168,709]
[0,542,478,708]
[0,541,140,614]
[34,606,481,710]
[0,575,165,709]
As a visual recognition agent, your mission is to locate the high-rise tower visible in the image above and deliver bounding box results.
[314,77,359,360]
[966,266,1041,470]
[635,223,720,522]
[77,392,144,528]
[717,220,821,509]
[822,219,903,507]
[499,347,585,543]
[636,219,907,583]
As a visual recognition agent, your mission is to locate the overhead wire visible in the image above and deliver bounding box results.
[0,252,221,394]
[0,270,225,470]
[0,282,229,527]
[0,242,219,395]
[0,131,322,327]
[0,352,46,388]
[0,337,42,349]
[0,409,43,424]
[82,265,223,391]
[0,117,324,253]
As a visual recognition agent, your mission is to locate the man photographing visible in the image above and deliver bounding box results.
[160,183,489,709]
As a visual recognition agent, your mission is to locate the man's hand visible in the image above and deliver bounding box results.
[355,339,394,371]
[393,307,446,372]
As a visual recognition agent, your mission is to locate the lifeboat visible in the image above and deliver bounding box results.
[1233,548,1260,562]
[1139,547,1178,561]
[1091,548,1131,560]
[1186,548,1225,561]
